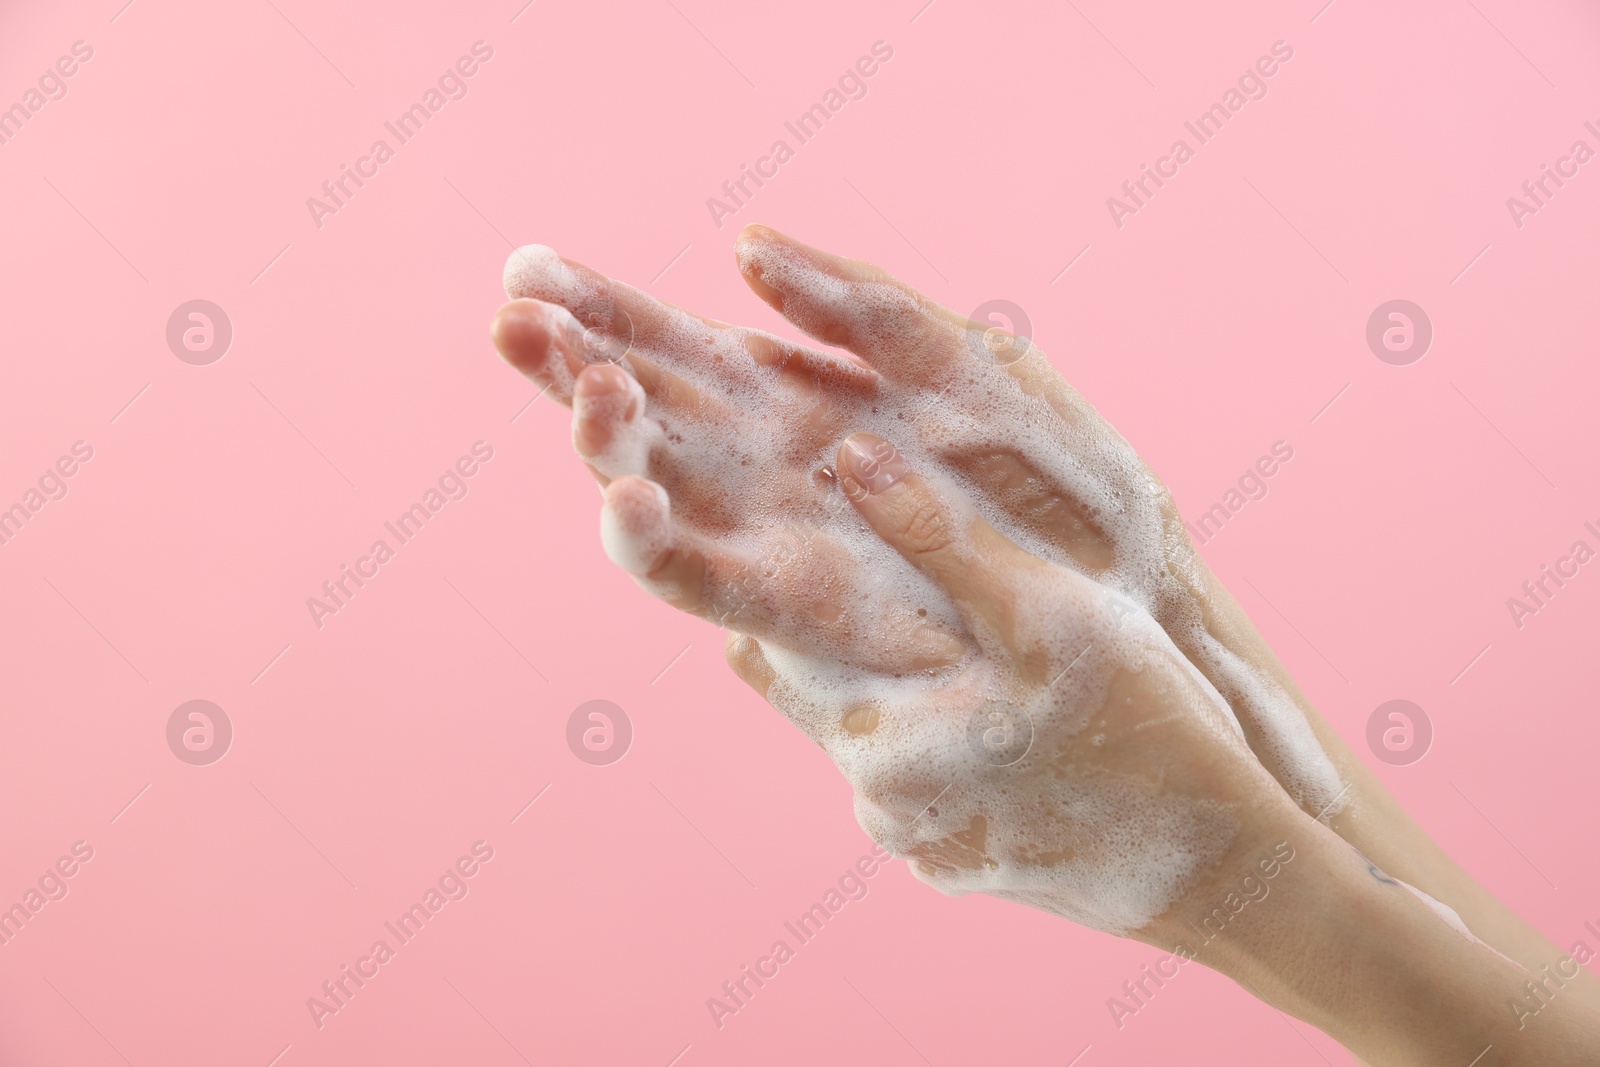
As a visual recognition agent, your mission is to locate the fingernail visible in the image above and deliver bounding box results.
[840,433,906,500]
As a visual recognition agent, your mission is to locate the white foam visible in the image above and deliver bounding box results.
[600,479,673,577]
[574,369,653,479]
[559,233,1347,934]
[504,244,589,305]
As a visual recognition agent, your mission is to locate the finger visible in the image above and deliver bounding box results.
[836,431,1047,643]
[492,298,583,405]
[499,299,756,481]
[738,330,880,395]
[735,224,972,382]
[504,245,681,367]
[598,476,821,631]
[709,523,968,672]
[572,364,654,482]
[937,448,1117,574]
[506,243,881,394]
[601,474,966,673]
[724,632,776,699]
[600,476,723,616]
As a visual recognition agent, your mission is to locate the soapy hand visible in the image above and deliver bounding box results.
[490,229,1340,932]
[494,227,1346,820]
[489,228,1600,1063]
[750,428,1298,934]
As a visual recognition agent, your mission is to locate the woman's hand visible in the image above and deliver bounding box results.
[757,429,1303,936]
[490,225,1600,1010]
[492,226,1345,818]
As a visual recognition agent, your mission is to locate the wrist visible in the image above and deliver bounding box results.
[1139,808,1600,1065]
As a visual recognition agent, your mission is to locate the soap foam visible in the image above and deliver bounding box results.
[511,239,1348,934]
[504,244,592,309]
[573,365,654,478]
[600,479,673,577]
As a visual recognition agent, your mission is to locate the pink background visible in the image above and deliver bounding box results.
[3,0,1599,1064]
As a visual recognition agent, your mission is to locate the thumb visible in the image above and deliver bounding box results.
[836,432,1042,640]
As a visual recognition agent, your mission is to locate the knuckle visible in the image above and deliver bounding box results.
[897,499,955,558]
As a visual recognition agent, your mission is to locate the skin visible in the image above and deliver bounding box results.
[489,225,1600,1061]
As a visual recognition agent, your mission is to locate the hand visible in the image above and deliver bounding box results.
[490,227,1600,1011]
[491,229,1600,1065]
[493,227,1344,819]
[492,234,1308,935]
[786,428,1302,936]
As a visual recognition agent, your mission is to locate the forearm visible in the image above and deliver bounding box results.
[1319,752,1600,1008]
[1198,571,1600,1012]
[1142,814,1600,1065]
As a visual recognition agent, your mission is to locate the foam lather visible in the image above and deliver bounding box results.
[506,240,1346,935]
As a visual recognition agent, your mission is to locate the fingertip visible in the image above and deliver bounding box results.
[724,632,777,697]
[572,364,643,460]
[603,475,669,518]
[599,476,674,576]
[735,225,839,280]
[573,362,633,399]
[502,243,565,299]
[735,228,785,309]
[736,222,780,248]
[491,299,552,374]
